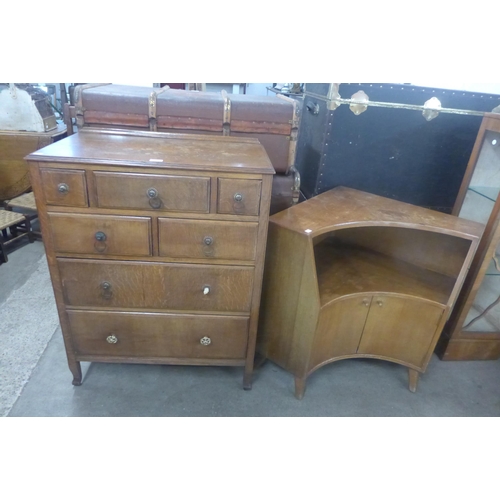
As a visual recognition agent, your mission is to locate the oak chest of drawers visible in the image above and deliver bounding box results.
[27,129,274,389]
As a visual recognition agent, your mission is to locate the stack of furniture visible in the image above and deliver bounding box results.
[64,84,300,215]
[26,129,274,389]
[258,187,483,399]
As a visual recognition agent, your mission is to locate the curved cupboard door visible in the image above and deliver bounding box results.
[357,295,445,368]
[309,295,372,369]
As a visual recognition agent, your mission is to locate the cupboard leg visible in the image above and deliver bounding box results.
[408,369,419,393]
[243,368,253,391]
[70,361,83,386]
[294,377,307,400]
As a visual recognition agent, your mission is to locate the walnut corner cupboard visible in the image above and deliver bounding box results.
[257,187,484,399]
[26,129,274,389]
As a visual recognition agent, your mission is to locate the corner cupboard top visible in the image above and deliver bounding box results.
[270,186,484,240]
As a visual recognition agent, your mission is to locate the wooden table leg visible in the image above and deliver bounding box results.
[408,368,419,393]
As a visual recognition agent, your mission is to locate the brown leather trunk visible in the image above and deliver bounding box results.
[74,84,298,175]
[270,169,300,214]
[73,84,300,214]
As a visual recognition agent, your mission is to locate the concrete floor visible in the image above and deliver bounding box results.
[2,238,500,417]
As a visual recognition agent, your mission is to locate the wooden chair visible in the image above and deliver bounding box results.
[4,192,41,240]
[0,210,33,263]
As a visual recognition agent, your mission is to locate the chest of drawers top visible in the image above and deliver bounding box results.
[26,129,275,175]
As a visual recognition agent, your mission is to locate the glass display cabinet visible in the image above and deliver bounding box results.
[438,113,500,360]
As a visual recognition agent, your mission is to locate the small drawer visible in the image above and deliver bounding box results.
[94,171,210,213]
[217,178,262,216]
[158,218,258,261]
[40,168,88,207]
[49,213,151,256]
[58,258,254,312]
[67,310,249,360]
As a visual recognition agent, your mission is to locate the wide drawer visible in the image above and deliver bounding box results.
[158,218,258,261]
[40,168,88,207]
[217,178,262,216]
[48,213,152,256]
[94,171,210,213]
[67,310,249,359]
[58,258,254,312]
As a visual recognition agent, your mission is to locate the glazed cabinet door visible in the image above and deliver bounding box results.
[357,295,444,368]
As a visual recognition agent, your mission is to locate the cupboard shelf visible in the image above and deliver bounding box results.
[315,240,455,307]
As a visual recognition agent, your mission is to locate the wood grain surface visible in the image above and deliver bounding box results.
[26,129,275,174]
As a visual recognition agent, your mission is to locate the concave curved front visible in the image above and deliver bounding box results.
[309,294,445,373]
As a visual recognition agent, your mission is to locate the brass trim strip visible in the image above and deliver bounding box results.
[221,90,231,136]
[148,87,169,131]
[305,87,497,117]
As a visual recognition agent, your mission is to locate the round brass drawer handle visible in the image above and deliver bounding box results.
[203,236,213,246]
[200,336,211,346]
[106,335,118,344]
[233,193,243,202]
[58,183,69,194]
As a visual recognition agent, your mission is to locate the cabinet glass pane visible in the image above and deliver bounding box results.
[458,130,500,333]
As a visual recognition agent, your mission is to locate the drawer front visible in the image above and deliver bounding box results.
[158,218,258,261]
[217,178,262,215]
[67,310,249,359]
[49,213,151,256]
[40,168,88,207]
[94,171,210,213]
[58,259,254,312]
